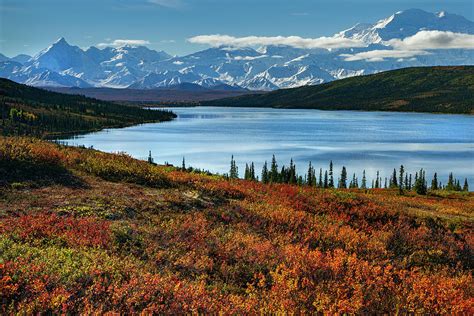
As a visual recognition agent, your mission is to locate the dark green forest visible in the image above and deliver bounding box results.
[0,78,176,137]
[203,66,474,114]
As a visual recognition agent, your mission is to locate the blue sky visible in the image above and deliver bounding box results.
[1,0,473,57]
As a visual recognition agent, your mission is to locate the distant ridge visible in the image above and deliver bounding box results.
[202,66,474,114]
[46,84,255,103]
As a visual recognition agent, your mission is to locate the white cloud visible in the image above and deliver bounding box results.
[388,31,474,50]
[97,39,151,48]
[340,49,430,62]
[341,30,474,62]
[187,34,366,49]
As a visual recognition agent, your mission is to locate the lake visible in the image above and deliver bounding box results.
[61,107,474,186]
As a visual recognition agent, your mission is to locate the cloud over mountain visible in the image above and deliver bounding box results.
[388,30,474,50]
[340,49,430,62]
[188,34,366,49]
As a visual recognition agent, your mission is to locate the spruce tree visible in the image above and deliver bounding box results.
[375,171,380,188]
[250,162,255,181]
[318,168,323,188]
[307,162,314,186]
[289,159,297,184]
[261,161,269,184]
[361,170,367,189]
[338,166,347,189]
[270,155,279,183]
[463,178,469,192]
[447,172,455,191]
[414,168,427,195]
[328,161,334,188]
[244,163,250,180]
[323,170,328,188]
[431,172,438,190]
[229,155,238,179]
[390,168,398,188]
[182,157,186,170]
[399,165,405,194]
[455,180,462,191]
[147,150,154,164]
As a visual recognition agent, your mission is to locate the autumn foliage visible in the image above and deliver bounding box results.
[0,137,473,314]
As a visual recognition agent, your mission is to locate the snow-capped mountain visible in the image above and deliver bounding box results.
[335,8,474,44]
[1,9,473,91]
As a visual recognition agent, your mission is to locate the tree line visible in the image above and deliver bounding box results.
[225,155,470,194]
[0,78,176,137]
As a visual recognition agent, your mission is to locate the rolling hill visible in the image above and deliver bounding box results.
[203,66,474,114]
[0,78,175,137]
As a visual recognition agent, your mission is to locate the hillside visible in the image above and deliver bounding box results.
[203,66,474,114]
[0,78,175,137]
[46,86,257,103]
[1,137,473,313]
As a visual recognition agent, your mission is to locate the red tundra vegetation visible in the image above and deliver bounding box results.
[0,137,473,314]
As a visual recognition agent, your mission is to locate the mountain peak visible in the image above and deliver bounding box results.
[53,37,69,46]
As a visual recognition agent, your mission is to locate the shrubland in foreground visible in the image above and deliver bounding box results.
[0,137,473,313]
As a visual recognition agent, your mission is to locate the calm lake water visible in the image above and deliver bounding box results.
[62,107,474,186]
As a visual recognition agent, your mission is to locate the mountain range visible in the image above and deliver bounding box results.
[203,66,474,114]
[1,9,473,91]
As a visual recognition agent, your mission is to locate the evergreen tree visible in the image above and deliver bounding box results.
[455,179,462,191]
[371,179,375,189]
[408,174,412,190]
[398,165,405,194]
[414,168,427,195]
[289,159,297,184]
[463,178,469,192]
[384,177,387,189]
[261,161,269,184]
[182,157,186,170]
[431,172,438,190]
[390,168,398,188]
[375,171,380,188]
[307,162,314,186]
[361,170,367,189]
[328,161,334,188]
[446,172,455,191]
[318,168,323,188]
[349,173,359,189]
[250,162,255,181]
[147,150,154,164]
[270,155,279,183]
[323,170,328,188]
[229,155,238,179]
[244,163,250,180]
[338,166,347,189]
[297,175,304,185]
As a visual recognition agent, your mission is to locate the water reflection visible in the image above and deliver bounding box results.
[61,107,474,186]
